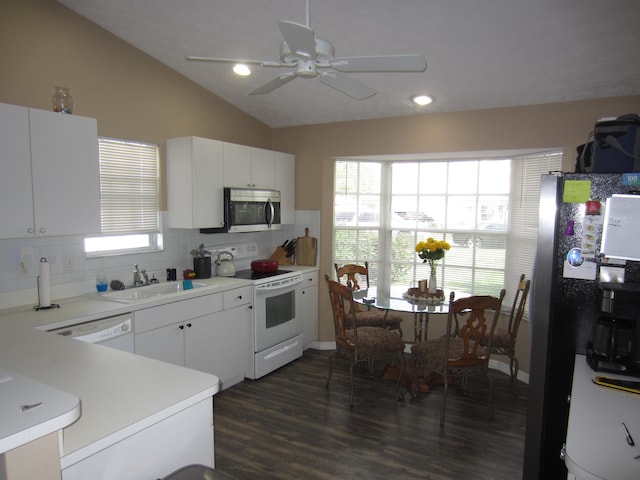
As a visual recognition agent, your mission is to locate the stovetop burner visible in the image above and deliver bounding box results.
[234,269,292,281]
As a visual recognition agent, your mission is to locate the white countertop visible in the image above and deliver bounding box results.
[0,269,317,467]
[0,368,80,454]
[564,355,640,480]
[0,276,250,468]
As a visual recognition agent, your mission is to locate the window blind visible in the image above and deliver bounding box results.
[506,151,562,312]
[98,138,159,234]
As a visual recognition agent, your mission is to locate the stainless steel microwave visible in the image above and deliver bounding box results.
[201,187,281,233]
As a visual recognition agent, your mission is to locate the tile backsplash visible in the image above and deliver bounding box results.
[0,211,320,309]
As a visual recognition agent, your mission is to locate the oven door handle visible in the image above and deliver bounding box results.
[254,275,303,291]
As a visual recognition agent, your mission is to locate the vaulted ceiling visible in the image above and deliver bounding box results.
[58,0,640,128]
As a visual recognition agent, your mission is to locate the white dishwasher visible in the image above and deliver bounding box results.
[49,313,134,353]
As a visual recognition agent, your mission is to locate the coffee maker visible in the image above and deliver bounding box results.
[587,283,640,376]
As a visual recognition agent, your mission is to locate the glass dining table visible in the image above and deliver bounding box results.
[352,285,450,342]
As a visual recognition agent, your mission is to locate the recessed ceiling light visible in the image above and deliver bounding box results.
[411,95,434,106]
[233,64,251,76]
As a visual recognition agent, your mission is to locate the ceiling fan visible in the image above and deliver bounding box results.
[186,8,427,100]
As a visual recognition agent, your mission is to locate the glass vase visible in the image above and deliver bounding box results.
[428,267,437,293]
[52,86,73,114]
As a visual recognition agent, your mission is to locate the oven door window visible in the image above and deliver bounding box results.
[265,290,295,329]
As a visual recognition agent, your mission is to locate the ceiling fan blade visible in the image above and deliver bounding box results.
[331,54,427,72]
[277,20,317,59]
[186,56,286,68]
[249,72,297,95]
[318,72,377,100]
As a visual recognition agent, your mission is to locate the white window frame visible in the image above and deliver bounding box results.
[85,137,161,257]
[333,150,562,309]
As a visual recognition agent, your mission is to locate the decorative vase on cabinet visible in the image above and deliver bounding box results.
[52,86,73,114]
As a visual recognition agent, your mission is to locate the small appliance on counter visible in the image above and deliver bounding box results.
[215,251,236,277]
[587,282,640,377]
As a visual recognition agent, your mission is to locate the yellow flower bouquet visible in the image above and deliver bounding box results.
[415,237,451,273]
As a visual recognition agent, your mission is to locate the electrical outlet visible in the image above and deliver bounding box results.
[20,247,34,275]
[65,256,74,272]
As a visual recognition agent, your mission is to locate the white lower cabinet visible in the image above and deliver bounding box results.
[301,270,319,349]
[62,397,213,480]
[134,320,186,366]
[187,290,252,389]
[134,287,252,389]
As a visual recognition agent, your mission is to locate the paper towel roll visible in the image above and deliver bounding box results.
[38,257,51,308]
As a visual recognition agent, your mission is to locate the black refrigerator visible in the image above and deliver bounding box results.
[523,172,640,479]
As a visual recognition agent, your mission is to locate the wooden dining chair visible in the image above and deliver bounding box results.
[334,262,403,337]
[325,274,406,406]
[410,289,506,426]
[480,274,531,397]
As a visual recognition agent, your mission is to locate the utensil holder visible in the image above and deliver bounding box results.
[193,257,212,279]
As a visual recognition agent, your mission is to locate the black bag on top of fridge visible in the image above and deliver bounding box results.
[591,113,640,173]
[575,139,593,173]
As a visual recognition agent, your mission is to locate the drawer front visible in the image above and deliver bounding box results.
[134,293,223,333]
[303,270,318,287]
[223,286,253,310]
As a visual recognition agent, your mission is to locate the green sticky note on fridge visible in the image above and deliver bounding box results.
[563,180,591,203]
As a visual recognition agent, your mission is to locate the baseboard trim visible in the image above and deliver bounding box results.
[305,341,529,385]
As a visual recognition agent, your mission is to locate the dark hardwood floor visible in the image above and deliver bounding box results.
[213,349,527,480]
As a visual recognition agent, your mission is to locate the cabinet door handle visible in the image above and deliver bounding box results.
[27,227,34,234]
[179,325,184,330]
[237,295,242,300]
[186,323,192,328]
[39,227,46,234]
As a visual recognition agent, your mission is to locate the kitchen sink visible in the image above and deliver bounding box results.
[94,281,209,303]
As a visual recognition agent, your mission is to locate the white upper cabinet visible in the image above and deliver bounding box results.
[0,103,99,239]
[167,136,225,229]
[0,104,33,238]
[223,142,276,190]
[275,151,295,224]
[166,136,295,229]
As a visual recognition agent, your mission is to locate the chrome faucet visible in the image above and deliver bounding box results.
[133,264,148,287]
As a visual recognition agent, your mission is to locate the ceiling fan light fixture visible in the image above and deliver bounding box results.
[187,18,428,99]
[233,64,251,76]
[412,94,434,106]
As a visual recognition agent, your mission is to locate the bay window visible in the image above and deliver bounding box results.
[333,151,562,298]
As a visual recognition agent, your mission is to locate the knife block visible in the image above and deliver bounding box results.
[269,246,292,265]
